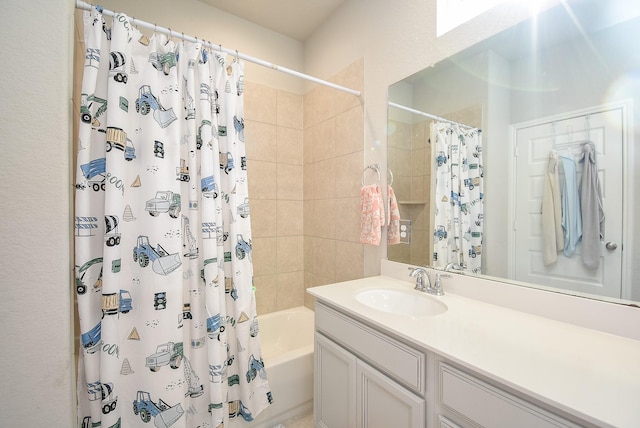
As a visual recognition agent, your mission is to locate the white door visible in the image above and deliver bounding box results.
[512,106,624,298]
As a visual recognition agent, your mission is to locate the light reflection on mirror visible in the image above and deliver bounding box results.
[387,0,640,306]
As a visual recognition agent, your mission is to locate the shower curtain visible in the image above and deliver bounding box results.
[431,121,484,274]
[75,8,270,428]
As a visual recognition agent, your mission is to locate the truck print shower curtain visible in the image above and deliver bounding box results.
[431,122,484,274]
[75,8,271,427]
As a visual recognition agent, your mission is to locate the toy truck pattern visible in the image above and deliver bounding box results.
[145,191,181,218]
[101,289,132,316]
[75,15,272,427]
[146,341,183,372]
[432,125,483,273]
[105,126,136,161]
[133,391,184,427]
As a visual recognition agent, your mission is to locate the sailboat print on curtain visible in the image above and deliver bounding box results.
[75,8,271,427]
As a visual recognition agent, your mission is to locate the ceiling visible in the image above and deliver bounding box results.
[198,0,347,41]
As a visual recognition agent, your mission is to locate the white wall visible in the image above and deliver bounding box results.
[0,0,75,425]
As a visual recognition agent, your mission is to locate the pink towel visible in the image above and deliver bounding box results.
[387,185,401,245]
[360,184,385,245]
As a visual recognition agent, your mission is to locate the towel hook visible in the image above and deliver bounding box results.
[362,164,381,186]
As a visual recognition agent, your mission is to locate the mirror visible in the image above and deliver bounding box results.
[387,0,640,306]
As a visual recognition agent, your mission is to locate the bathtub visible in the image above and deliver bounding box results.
[229,306,314,428]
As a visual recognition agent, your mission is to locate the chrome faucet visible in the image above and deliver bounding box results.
[408,267,431,292]
[444,262,462,272]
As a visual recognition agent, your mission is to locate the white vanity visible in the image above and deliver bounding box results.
[307,272,640,428]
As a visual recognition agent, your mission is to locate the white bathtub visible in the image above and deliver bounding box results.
[229,306,314,428]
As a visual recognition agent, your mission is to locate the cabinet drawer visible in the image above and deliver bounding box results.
[316,303,425,395]
[439,363,581,428]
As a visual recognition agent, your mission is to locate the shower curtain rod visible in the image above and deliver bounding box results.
[75,0,361,97]
[388,101,474,129]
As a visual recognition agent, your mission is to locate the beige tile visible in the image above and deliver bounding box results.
[304,235,316,272]
[314,199,336,240]
[247,160,277,199]
[303,87,321,129]
[277,200,303,236]
[312,238,336,280]
[336,106,364,156]
[304,162,315,201]
[411,148,426,177]
[252,237,277,276]
[276,271,305,310]
[335,240,364,282]
[411,175,426,202]
[277,126,303,165]
[388,242,411,265]
[335,151,364,199]
[277,236,304,273]
[277,164,303,200]
[335,197,362,243]
[313,158,336,200]
[334,58,364,114]
[315,84,337,124]
[245,120,277,162]
[303,126,314,165]
[412,121,428,149]
[277,90,303,130]
[254,274,277,315]
[304,200,316,239]
[244,81,277,124]
[250,199,277,238]
[313,118,336,162]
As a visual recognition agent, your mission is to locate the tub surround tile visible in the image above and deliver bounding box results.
[277,236,304,273]
[252,237,277,276]
[277,200,303,236]
[247,160,277,200]
[277,127,303,165]
[277,90,303,130]
[276,271,305,310]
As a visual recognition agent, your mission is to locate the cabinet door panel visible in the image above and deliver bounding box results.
[315,332,357,428]
[357,359,425,428]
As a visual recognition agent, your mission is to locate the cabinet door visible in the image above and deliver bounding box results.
[357,359,425,428]
[315,332,357,428]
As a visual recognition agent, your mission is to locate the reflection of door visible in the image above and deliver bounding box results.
[512,106,624,298]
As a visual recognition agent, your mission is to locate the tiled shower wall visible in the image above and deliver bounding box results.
[387,119,432,266]
[245,59,365,315]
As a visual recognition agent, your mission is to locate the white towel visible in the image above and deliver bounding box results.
[580,143,605,270]
[541,151,564,265]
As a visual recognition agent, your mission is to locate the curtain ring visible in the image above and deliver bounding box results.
[235,49,240,63]
[218,44,223,52]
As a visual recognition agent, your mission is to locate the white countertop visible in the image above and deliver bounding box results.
[307,275,640,428]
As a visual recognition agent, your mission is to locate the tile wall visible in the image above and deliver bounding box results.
[387,119,432,266]
[244,59,365,314]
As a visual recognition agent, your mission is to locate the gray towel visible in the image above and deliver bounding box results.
[580,143,605,270]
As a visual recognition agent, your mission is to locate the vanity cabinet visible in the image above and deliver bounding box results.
[313,302,592,428]
[314,303,426,428]
[434,361,585,428]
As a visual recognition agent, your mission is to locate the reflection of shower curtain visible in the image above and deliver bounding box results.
[75,8,270,427]
[431,122,484,273]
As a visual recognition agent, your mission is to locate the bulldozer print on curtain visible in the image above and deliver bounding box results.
[133,235,182,275]
[135,85,177,128]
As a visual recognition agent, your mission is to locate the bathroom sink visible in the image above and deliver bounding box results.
[355,288,447,317]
